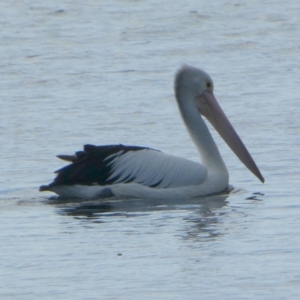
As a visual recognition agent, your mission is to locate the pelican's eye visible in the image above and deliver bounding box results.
[206,81,212,89]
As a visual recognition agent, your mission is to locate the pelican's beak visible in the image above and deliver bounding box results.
[196,90,264,183]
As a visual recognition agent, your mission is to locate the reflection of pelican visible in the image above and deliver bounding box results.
[53,193,229,218]
[40,65,264,199]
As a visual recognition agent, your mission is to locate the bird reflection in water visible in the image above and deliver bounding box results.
[46,189,234,242]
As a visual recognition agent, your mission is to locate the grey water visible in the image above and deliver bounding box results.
[1,0,300,299]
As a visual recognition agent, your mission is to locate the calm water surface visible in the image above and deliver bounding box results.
[1,0,300,299]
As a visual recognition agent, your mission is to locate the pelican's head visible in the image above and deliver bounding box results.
[175,65,214,102]
[174,65,264,183]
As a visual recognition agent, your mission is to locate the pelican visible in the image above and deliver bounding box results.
[40,65,264,199]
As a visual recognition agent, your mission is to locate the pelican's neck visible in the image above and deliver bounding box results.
[177,93,228,176]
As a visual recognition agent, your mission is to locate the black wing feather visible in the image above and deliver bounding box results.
[43,144,157,189]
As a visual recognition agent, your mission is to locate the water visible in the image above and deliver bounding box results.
[1,0,300,299]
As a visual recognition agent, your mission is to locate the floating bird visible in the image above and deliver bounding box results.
[40,65,264,199]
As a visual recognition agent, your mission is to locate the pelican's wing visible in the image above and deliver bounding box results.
[45,144,207,189]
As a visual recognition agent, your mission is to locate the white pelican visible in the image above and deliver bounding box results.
[40,65,264,199]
